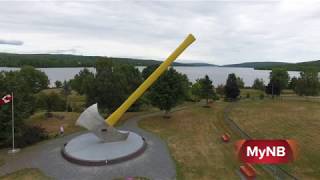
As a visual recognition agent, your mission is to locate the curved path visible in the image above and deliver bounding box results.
[0,112,176,180]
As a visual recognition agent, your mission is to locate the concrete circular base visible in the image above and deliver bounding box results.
[61,131,146,166]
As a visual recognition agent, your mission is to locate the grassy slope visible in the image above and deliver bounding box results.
[0,168,51,180]
[139,102,271,180]
[230,99,320,179]
[25,111,83,137]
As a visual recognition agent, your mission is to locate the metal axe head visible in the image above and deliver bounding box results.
[76,103,129,142]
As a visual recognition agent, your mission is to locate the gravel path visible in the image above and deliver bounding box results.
[0,112,176,180]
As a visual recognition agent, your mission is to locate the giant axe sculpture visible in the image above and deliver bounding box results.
[76,34,196,142]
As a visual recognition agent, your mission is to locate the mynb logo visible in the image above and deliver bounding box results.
[235,140,298,164]
[246,146,286,160]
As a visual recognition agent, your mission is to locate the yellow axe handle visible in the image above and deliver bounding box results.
[106,34,196,126]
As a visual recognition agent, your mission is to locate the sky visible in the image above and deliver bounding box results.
[0,0,320,65]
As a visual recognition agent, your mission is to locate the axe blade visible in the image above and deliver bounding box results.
[76,103,129,142]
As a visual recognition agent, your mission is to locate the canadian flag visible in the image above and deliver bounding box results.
[0,94,13,106]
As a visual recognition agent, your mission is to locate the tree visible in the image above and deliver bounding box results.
[191,81,202,101]
[36,92,66,116]
[18,66,49,93]
[62,80,72,112]
[236,77,245,88]
[225,73,240,100]
[265,68,289,96]
[288,77,298,90]
[294,69,320,96]
[142,64,160,79]
[252,78,265,91]
[86,60,143,113]
[70,68,95,95]
[148,67,189,117]
[197,75,215,106]
[0,70,37,147]
[55,80,62,88]
[265,82,281,96]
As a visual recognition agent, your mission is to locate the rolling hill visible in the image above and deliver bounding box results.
[0,53,215,68]
[222,62,291,68]
[255,60,320,71]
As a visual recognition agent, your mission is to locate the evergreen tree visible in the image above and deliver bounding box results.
[266,68,289,96]
[198,75,215,106]
[225,73,240,100]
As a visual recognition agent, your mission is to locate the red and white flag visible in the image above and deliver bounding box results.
[0,94,12,106]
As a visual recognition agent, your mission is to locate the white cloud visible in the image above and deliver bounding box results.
[0,39,23,45]
[0,0,320,65]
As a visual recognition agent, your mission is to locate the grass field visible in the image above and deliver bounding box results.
[229,99,320,179]
[139,102,271,180]
[0,168,51,180]
[240,88,265,98]
[26,112,84,137]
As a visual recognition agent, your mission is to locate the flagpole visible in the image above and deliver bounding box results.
[8,92,19,154]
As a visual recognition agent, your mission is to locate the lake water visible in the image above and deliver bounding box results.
[0,66,300,87]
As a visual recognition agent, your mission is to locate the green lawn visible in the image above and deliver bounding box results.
[0,168,51,180]
[230,99,320,179]
[139,102,271,180]
[240,88,265,99]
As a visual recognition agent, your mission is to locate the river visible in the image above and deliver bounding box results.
[0,66,300,87]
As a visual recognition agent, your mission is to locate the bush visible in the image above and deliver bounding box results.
[252,78,265,91]
[15,126,49,148]
[246,93,250,99]
[36,92,66,112]
[259,93,265,100]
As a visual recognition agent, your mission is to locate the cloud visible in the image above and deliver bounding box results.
[0,39,23,45]
[45,48,78,54]
[0,1,320,64]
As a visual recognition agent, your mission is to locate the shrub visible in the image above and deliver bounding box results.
[36,92,66,112]
[15,126,49,148]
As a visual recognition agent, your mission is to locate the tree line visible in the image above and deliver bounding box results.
[69,59,243,116]
[251,68,320,96]
[0,53,191,68]
[1,61,318,148]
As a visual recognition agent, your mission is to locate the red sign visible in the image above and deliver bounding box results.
[235,140,298,164]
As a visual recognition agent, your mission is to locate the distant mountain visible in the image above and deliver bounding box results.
[181,63,217,66]
[0,53,215,68]
[222,62,291,68]
[255,60,320,71]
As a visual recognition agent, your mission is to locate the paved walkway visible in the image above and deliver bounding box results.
[0,112,176,180]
